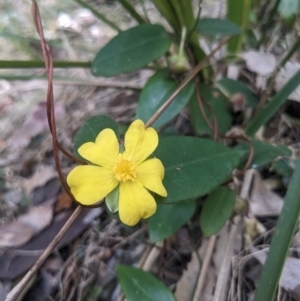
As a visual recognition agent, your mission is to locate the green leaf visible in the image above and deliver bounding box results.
[200,186,236,237]
[227,0,252,55]
[155,137,245,203]
[196,18,241,36]
[272,159,295,177]
[236,140,292,169]
[148,200,196,242]
[189,84,232,136]
[105,186,119,213]
[136,69,194,128]
[245,69,300,136]
[117,265,177,301]
[278,0,299,21]
[91,24,171,77]
[253,158,300,301]
[74,115,120,160]
[215,78,258,108]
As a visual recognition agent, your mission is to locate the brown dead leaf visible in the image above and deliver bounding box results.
[0,222,34,248]
[175,239,216,301]
[242,50,276,76]
[0,208,103,279]
[175,251,200,301]
[54,191,73,212]
[8,101,65,150]
[249,171,283,216]
[23,165,57,195]
[0,205,53,248]
[19,206,53,233]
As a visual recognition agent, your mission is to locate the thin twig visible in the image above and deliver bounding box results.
[5,206,84,301]
[117,0,145,24]
[193,235,217,301]
[145,36,231,127]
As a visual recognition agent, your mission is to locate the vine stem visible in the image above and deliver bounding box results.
[145,36,231,127]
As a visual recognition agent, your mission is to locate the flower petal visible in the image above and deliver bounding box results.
[78,129,119,168]
[119,181,157,226]
[67,165,118,205]
[124,120,158,164]
[137,158,167,197]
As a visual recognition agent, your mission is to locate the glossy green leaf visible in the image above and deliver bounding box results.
[236,140,292,169]
[148,200,196,242]
[155,137,245,203]
[136,69,194,128]
[117,265,176,301]
[215,78,258,108]
[278,0,299,21]
[245,69,300,136]
[189,84,232,136]
[254,158,300,301]
[196,18,241,36]
[272,159,295,177]
[200,186,236,237]
[74,115,119,160]
[92,24,171,77]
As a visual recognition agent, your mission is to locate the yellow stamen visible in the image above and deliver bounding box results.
[113,155,137,182]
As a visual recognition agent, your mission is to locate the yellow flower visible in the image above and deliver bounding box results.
[67,119,167,226]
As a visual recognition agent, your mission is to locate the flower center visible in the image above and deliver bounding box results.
[113,155,137,182]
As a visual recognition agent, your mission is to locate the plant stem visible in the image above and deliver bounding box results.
[0,60,91,68]
[138,0,150,22]
[253,157,300,301]
[0,74,142,90]
[73,0,121,32]
[145,36,230,127]
[117,0,145,24]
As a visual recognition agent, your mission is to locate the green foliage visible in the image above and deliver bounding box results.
[272,159,295,177]
[74,115,120,160]
[11,0,300,297]
[148,200,196,242]
[92,24,171,77]
[245,69,300,136]
[236,140,292,169]
[200,186,236,237]
[189,84,232,137]
[136,69,194,128]
[215,78,258,108]
[196,18,241,36]
[227,0,252,55]
[154,137,245,203]
[117,265,177,301]
[278,0,299,22]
